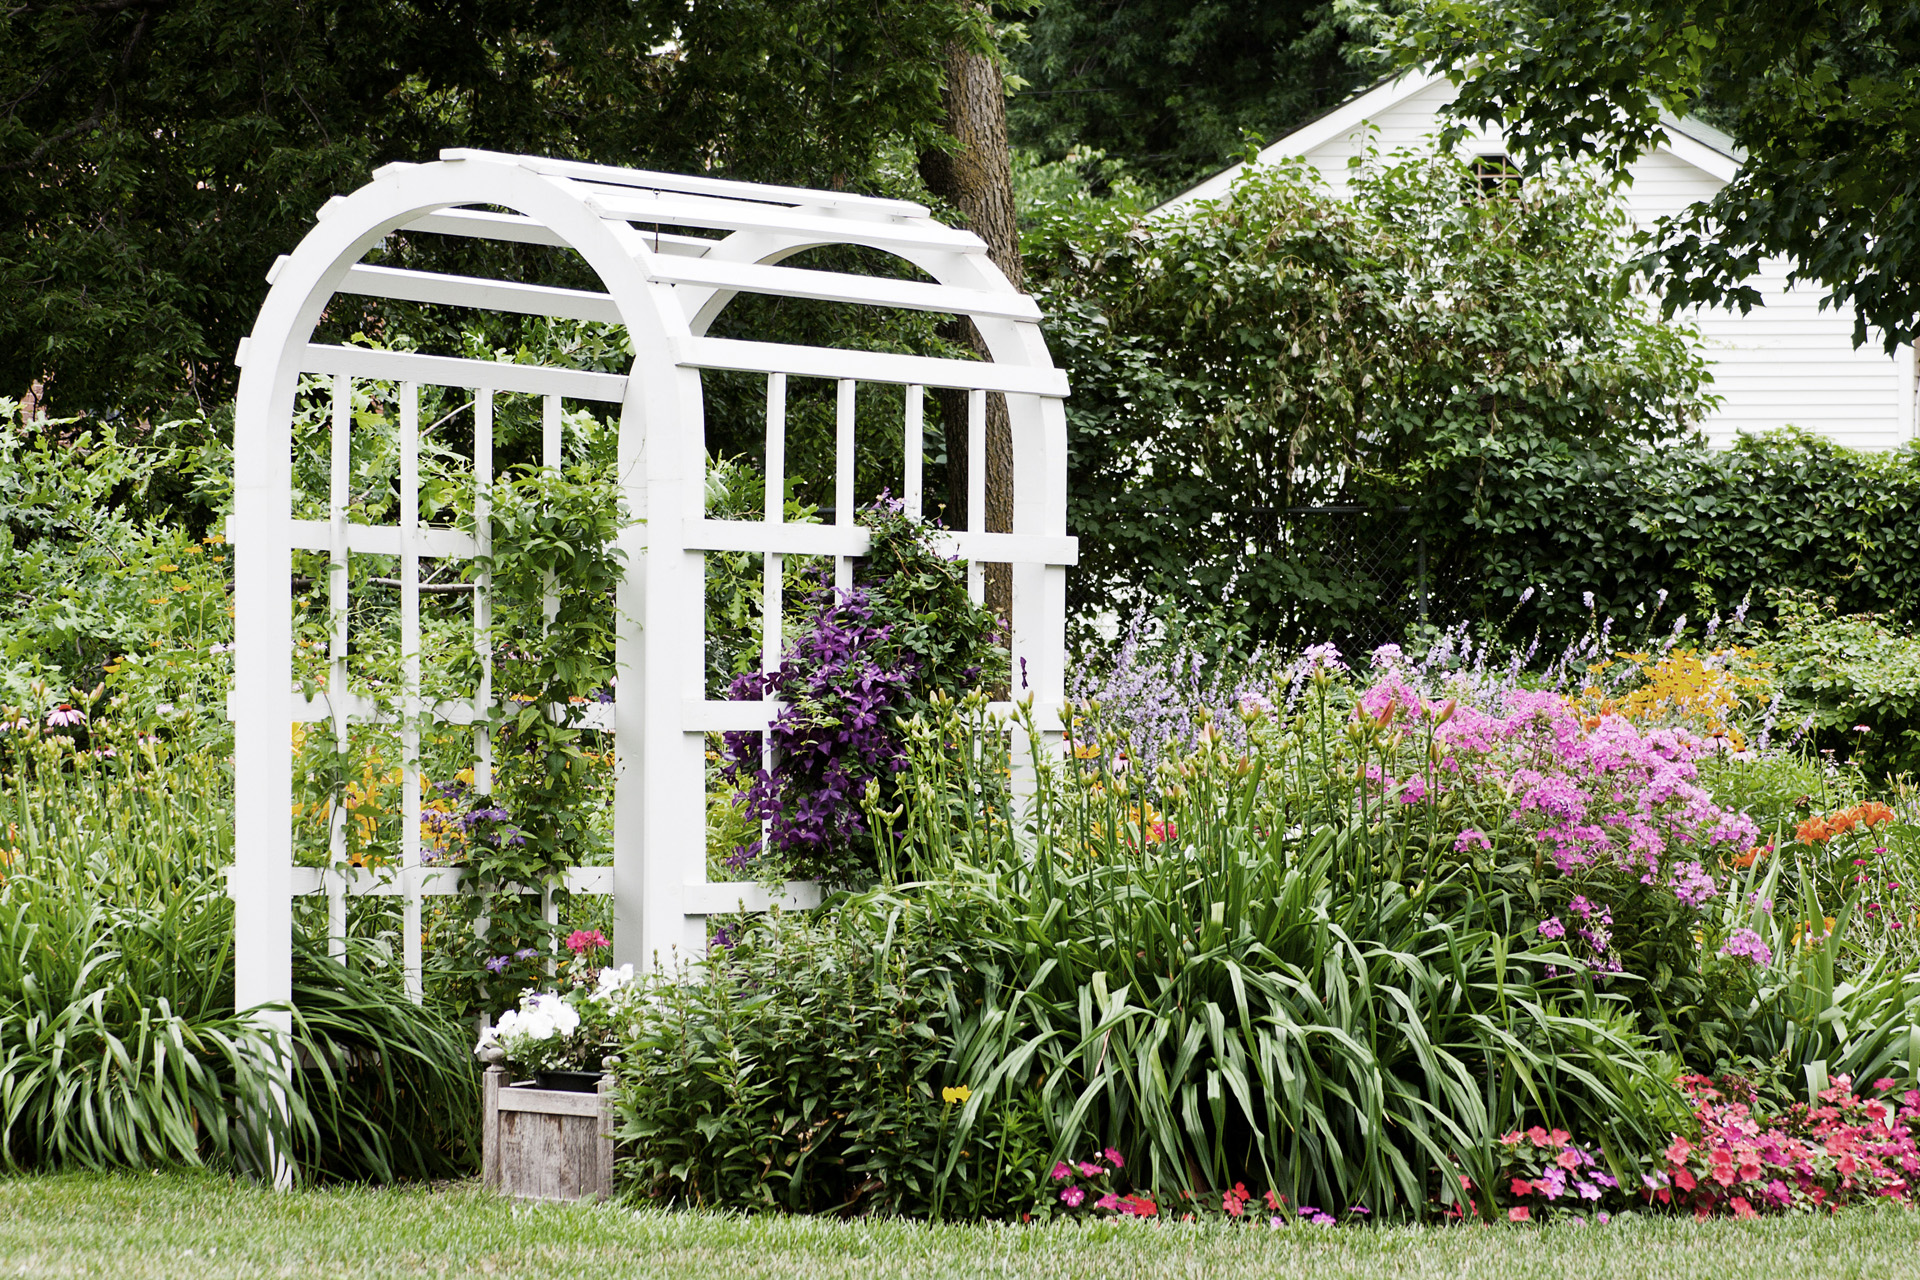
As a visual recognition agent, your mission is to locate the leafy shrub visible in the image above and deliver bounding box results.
[1757,588,1920,781]
[611,897,1047,1218]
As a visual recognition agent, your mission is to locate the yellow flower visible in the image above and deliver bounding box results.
[941,1085,971,1105]
[157,564,178,573]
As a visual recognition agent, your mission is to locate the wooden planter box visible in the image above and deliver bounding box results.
[480,1065,615,1202]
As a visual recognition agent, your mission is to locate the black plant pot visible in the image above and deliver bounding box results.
[533,1069,604,1093]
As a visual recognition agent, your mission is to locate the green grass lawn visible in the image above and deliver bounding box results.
[6,1172,1919,1280]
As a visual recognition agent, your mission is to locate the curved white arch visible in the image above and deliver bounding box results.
[229,153,1073,1017]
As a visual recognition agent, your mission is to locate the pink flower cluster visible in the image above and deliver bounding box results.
[1430,687,1758,885]
[1495,1126,1621,1222]
[1647,1075,1920,1217]
[1047,1149,1156,1217]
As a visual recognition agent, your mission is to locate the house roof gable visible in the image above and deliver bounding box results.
[1156,70,1741,213]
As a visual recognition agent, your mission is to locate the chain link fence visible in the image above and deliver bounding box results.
[1274,505,1473,651]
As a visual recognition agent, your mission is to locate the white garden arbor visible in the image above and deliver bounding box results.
[230,150,1074,1014]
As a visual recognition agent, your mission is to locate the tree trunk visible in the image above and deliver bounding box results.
[918,8,1022,632]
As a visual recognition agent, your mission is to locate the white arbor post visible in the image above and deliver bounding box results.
[229,150,1075,1012]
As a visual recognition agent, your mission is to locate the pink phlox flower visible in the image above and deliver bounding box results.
[1719,928,1772,968]
[1102,1147,1124,1169]
[1358,677,1423,722]
[1076,1161,1105,1178]
[1049,1161,1071,1181]
[1094,1193,1119,1212]
[1454,829,1492,853]
[1061,1186,1085,1207]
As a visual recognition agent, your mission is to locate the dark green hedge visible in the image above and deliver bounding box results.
[1454,428,1920,641]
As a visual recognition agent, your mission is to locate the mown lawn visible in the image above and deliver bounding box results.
[6,1172,1918,1280]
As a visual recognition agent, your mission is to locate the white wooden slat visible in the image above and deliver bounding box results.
[474,389,495,796]
[399,208,571,248]
[400,382,424,1003]
[943,530,1079,567]
[441,148,930,217]
[326,374,351,961]
[834,379,855,594]
[683,699,780,732]
[904,385,924,519]
[642,256,1041,320]
[670,337,1068,397]
[687,519,867,557]
[290,519,477,559]
[967,388,986,601]
[763,374,785,680]
[340,264,622,323]
[583,189,985,255]
[681,519,1078,566]
[681,880,823,914]
[243,691,490,727]
[284,865,612,898]
[301,343,628,402]
[280,865,818,913]
[399,208,717,257]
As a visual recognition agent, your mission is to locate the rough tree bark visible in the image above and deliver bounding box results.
[918,7,1022,629]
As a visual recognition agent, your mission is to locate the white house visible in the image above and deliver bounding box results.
[1159,70,1920,451]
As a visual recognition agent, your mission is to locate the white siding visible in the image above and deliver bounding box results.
[1278,81,1919,451]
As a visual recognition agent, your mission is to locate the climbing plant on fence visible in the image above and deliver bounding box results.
[454,464,630,1003]
[721,500,1008,887]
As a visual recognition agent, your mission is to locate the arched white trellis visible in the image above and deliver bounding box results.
[230,150,1074,1013]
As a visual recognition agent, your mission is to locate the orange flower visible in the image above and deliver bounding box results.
[1732,845,1767,869]
[1796,816,1833,845]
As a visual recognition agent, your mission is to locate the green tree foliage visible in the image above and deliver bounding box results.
[1027,150,1709,646]
[1384,0,1920,351]
[0,0,990,416]
[1008,0,1370,196]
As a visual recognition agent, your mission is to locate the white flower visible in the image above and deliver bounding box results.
[594,964,636,1000]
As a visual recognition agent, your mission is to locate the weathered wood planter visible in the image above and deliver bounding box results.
[481,1065,615,1201]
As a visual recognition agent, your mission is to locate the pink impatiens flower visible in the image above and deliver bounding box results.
[1102,1147,1124,1169]
[1061,1186,1085,1207]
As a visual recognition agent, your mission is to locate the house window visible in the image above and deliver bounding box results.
[1472,154,1523,197]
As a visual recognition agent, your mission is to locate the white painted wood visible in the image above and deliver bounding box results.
[582,189,983,254]
[683,699,781,732]
[642,255,1041,319]
[682,518,1078,565]
[326,375,351,961]
[444,147,930,217]
[289,519,477,559]
[474,390,494,796]
[904,385,924,519]
[233,153,1074,1035]
[341,264,622,323]
[834,379,856,593]
[672,336,1069,397]
[682,880,823,914]
[401,208,717,258]
[967,389,986,602]
[301,344,629,403]
[399,384,424,1003]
